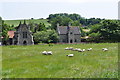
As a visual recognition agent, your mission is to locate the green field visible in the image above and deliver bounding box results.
[4,19,51,27]
[2,43,118,78]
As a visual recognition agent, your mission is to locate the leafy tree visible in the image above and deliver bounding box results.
[47,13,103,30]
[2,21,14,45]
[88,32,101,42]
[0,17,2,42]
[35,23,46,32]
[62,16,73,26]
[28,22,35,32]
[80,27,86,37]
[72,20,81,26]
[33,31,49,43]
[68,13,82,21]
[33,30,59,43]
[88,20,120,42]
[89,24,101,33]
[47,30,59,43]
[100,20,120,42]
[50,16,63,29]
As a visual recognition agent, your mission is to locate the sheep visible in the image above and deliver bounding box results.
[82,49,85,52]
[65,47,70,50]
[42,51,47,55]
[66,54,74,57]
[72,48,78,51]
[77,49,83,52]
[47,51,53,55]
[87,48,92,51]
[78,49,85,52]
[102,48,108,51]
[69,47,73,50]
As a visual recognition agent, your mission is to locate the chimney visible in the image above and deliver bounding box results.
[57,23,59,27]
[68,22,71,27]
[24,20,26,24]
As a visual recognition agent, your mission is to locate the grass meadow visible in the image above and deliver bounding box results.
[4,19,51,27]
[1,43,118,78]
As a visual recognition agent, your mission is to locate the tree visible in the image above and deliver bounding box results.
[72,21,81,26]
[28,22,36,32]
[37,23,46,31]
[0,17,2,42]
[88,20,120,42]
[33,30,59,44]
[2,21,14,45]
[47,30,59,43]
[100,20,120,42]
[33,31,49,43]
[88,32,101,42]
[47,13,103,28]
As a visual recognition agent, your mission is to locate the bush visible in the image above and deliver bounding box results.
[33,30,59,44]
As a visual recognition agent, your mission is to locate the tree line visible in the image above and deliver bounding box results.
[47,13,104,29]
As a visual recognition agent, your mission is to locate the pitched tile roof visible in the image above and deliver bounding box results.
[57,26,81,34]
[8,31,16,38]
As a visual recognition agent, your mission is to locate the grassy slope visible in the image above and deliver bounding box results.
[4,19,51,27]
[2,43,118,78]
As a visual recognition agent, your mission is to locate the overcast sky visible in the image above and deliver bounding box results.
[0,0,119,20]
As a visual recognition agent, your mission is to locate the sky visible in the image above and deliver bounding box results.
[0,0,119,20]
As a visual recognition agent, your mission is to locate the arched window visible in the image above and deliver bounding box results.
[70,32,72,34]
[70,39,73,43]
[75,39,77,42]
[23,41,27,45]
[23,32,27,38]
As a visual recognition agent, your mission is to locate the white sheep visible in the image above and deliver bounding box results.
[47,51,53,55]
[42,51,47,55]
[65,47,69,50]
[82,49,85,52]
[102,48,108,51]
[69,47,73,50]
[87,48,92,51]
[72,48,78,51]
[66,54,74,57]
[77,49,83,52]
[78,49,85,52]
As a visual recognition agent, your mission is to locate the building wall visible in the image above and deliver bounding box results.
[59,34,81,43]
[74,34,81,43]
[59,34,68,43]
[17,32,34,45]
[68,30,75,43]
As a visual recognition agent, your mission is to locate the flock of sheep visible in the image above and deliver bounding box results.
[65,47,108,57]
[65,47,92,57]
[41,47,108,57]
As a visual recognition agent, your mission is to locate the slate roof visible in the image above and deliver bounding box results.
[8,31,16,38]
[57,26,80,35]
[15,23,29,30]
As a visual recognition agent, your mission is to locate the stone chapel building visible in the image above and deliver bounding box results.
[12,21,34,45]
[57,23,81,43]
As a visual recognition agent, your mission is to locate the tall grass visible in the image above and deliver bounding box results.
[2,43,118,78]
